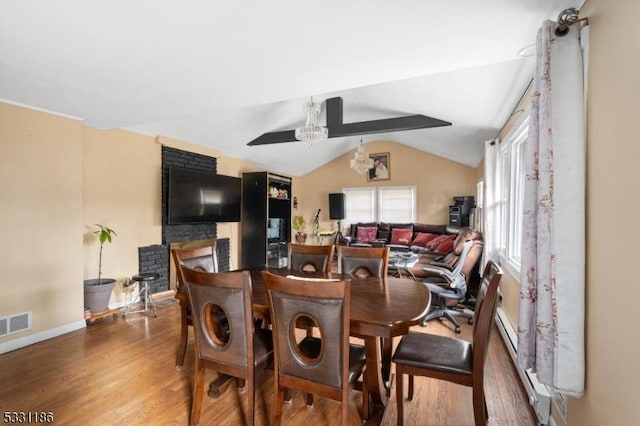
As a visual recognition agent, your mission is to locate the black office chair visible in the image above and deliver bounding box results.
[421,239,483,333]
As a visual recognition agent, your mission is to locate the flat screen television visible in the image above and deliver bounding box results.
[167,167,241,223]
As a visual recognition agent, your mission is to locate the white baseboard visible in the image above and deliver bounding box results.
[495,307,551,425]
[0,320,86,355]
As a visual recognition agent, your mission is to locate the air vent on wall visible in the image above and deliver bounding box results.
[0,312,32,337]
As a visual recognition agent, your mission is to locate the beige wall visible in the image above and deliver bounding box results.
[0,103,259,349]
[82,127,162,305]
[295,140,477,233]
[82,132,260,304]
[0,103,84,340]
[571,0,640,424]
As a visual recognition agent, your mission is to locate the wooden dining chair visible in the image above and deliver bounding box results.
[170,239,218,369]
[289,243,334,273]
[392,260,503,426]
[262,271,367,426]
[338,245,393,386]
[338,245,390,278]
[183,268,273,426]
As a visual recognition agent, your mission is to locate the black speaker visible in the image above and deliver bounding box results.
[329,193,345,220]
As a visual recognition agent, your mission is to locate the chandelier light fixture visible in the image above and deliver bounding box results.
[294,97,328,145]
[350,139,374,175]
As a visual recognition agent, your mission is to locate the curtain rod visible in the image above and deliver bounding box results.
[494,8,588,141]
[555,7,589,36]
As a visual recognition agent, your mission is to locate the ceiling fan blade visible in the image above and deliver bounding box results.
[247,97,451,146]
[328,115,451,138]
[248,130,298,146]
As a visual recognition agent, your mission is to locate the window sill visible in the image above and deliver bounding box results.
[499,255,521,282]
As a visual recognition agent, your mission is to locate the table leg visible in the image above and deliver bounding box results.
[362,335,388,422]
[381,337,392,391]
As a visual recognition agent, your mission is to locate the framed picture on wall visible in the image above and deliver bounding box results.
[367,152,390,181]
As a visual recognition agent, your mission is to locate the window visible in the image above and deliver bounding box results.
[495,114,529,274]
[342,186,416,227]
[474,180,484,231]
[342,188,376,226]
[378,186,416,223]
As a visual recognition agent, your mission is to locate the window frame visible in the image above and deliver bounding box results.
[496,113,529,277]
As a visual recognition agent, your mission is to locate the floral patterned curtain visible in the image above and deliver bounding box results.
[517,20,588,397]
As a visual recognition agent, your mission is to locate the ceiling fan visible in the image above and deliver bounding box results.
[247,97,451,146]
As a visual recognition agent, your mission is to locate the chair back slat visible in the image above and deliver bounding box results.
[290,244,334,273]
[184,268,253,367]
[170,239,218,291]
[472,261,503,371]
[339,246,389,278]
[263,271,350,391]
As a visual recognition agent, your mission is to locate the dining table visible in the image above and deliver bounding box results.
[244,266,432,422]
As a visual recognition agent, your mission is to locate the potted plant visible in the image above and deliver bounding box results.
[84,224,118,314]
[292,215,307,244]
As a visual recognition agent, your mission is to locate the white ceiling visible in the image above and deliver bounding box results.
[0,0,583,176]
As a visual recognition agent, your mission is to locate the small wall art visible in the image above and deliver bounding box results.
[367,152,390,181]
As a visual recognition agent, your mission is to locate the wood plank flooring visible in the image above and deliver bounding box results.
[0,301,537,425]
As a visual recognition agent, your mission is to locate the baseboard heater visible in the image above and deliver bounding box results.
[495,307,551,425]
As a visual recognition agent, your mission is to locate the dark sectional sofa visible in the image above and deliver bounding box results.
[339,222,461,252]
[339,223,485,290]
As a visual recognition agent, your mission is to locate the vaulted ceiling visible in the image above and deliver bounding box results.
[0,0,583,175]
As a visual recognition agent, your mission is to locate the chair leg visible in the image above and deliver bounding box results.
[420,306,444,327]
[237,378,246,392]
[472,386,488,426]
[396,367,404,426]
[442,310,462,333]
[305,393,314,409]
[341,390,348,426]
[362,366,369,422]
[190,365,205,426]
[176,306,189,369]
[408,375,414,400]
[247,374,255,426]
[273,385,284,426]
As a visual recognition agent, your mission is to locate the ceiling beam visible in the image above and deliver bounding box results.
[247,97,451,146]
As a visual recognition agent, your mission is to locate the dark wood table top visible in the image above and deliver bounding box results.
[247,266,431,339]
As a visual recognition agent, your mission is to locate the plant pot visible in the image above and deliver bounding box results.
[84,278,116,313]
[295,233,307,244]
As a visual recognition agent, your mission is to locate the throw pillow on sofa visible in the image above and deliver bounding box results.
[434,234,457,253]
[411,232,438,247]
[425,234,453,250]
[391,228,413,245]
[356,226,378,243]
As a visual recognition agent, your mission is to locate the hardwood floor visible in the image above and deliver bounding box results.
[0,301,537,425]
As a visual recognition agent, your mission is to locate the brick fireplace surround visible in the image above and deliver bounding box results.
[136,146,231,295]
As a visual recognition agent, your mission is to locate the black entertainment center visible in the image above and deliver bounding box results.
[240,171,292,269]
[449,195,475,227]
